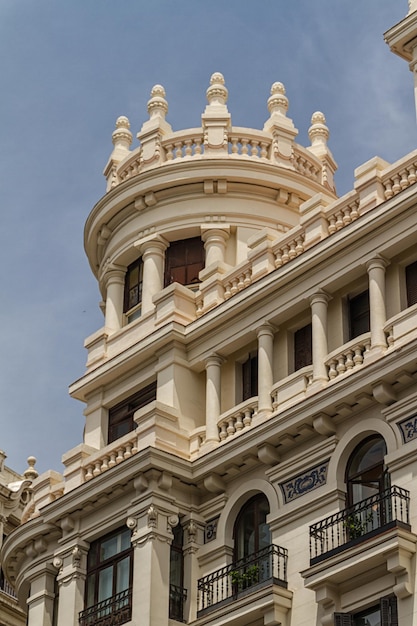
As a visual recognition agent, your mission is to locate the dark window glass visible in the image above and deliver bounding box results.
[85,527,132,615]
[294,323,312,371]
[406,260,417,307]
[334,595,398,626]
[346,435,387,507]
[164,237,205,288]
[124,258,143,313]
[234,494,270,561]
[348,290,370,340]
[108,382,157,444]
[242,354,258,401]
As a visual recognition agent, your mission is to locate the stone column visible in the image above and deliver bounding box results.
[310,291,331,384]
[104,267,125,331]
[130,506,175,626]
[201,227,230,268]
[26,564,56,626]
[257,323,275,414]
[54,544,88,626]
[139,236,168,315]
[182,518,204,623]
[205,355,223,443]
[366,256,388,352]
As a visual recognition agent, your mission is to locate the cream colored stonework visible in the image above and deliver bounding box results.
[3,4,417,626]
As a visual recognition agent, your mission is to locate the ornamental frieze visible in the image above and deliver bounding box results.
[280,460,329,503]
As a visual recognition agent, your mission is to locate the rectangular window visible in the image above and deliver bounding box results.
[294,323,312,371]
[80,527,133,626]
[108,382,157,444]
[406,260,417,307]
[348,289,370,340]
[334,594,398,626]
[164,237,205,288]
[123,258,143,314]
[242,354,258,401]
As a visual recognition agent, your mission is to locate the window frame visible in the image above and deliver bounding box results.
[164,237,205,289]
[293,322,312,372]
[334,594,398,626]
[405,259,417,308]
[123,257,144,320]
[241,353,258,402]
[108,382,157,444]
[348,289,370,340]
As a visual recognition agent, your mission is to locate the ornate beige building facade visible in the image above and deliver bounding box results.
[3,4,417,626]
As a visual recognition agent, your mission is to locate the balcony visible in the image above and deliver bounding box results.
[169,584,187,622]
[197,544,288,616]
[309,486,410,565]
[79,589,132,626]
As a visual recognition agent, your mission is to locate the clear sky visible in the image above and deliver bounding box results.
[0,0,415,476]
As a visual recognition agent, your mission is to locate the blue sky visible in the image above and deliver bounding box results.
[0,0,415,476]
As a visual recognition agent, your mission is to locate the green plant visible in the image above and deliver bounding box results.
[229,564,259,590]
[344,512,373,539]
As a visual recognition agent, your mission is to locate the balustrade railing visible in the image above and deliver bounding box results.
[217,399,258,441]
[197,544,287,615]
[0,570,17,598]
[83,434,138,481]
[79,589,132,626]
[309,486,410,564]
[169,584,187,622]
[382,155,417,200]
[325,334,371,380]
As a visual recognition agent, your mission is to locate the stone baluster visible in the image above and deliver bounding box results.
[257,323,275,414]
[205,354,224,443]
[137,235,169,314]
[104,266,126,331]
[310,291,331,386]
[366,256,389,355]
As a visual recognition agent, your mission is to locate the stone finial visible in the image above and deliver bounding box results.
[308,111,329,147]
[206,72,228,106]
[0,450,5,473]
[23,456,38,481]
[267,82,289,117]
[112,116,132,150]
[147,84,168,120]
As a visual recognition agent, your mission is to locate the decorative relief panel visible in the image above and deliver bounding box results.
[280,460,329,503]
[398,414,417,443]
[204,518,218,543]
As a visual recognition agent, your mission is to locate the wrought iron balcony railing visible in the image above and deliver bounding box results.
[309,486,410,564]
[197,544,288,615]
[169,583,187,622]
[79,588,132,626]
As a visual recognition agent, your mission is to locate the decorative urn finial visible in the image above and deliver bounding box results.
[147,84,168,120]
[206,72,228,106]
[267,82,289,117]
[23,456,38,481]
[308,111,329,146]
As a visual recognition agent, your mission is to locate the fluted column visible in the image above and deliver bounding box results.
[139,236,168,314]
[201,227,230,267]
[104,267,125,331]
[26,564,56,626]
[366,256,389,351]
[310,291,331,384]
[205,355,223,443]
[257,323,275,413]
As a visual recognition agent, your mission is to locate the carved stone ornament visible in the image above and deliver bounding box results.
[280,460,330,503]
[147,504,157,528]
[398,414,417,443]
[204,518,218,543]
[168,514,179,529]
[126,516,137,530]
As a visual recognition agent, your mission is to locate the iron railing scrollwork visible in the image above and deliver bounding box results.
[79,588,132,626]
[197,543,287,614]
[309,486,410,563]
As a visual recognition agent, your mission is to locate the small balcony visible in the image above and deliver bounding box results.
[309,486,410,565]
[169,583,187,622]
[79,589,132,626]
[197,544,288,616]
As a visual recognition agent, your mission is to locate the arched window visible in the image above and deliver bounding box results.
[233,494,270,561]
[346,435,388,508]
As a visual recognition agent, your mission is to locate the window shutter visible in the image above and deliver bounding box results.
[348,289,370,339]
[406,260,417,307]
[380,595,398,626]
[334,613,354,626]
[164,237,205,287]
[294,323,312,371]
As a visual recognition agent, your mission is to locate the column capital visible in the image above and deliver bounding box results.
[309,289,331,306]
[102,264,126,286]
[201,226,230,243]
[135,233,169,255]
[256,321,277,338]
[204,353,225,368]
[365,255,389,272]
